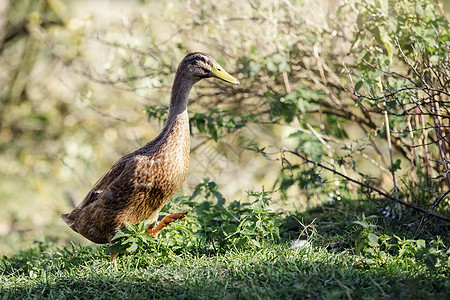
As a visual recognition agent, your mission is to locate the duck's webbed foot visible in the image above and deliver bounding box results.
[145,211,188,238]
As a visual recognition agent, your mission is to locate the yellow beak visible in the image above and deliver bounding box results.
[210,64,240,85]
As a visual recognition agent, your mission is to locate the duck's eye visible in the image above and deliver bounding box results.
[217,68,221,71]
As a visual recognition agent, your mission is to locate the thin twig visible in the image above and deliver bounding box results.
[429,189,450,215]
[384,107,400,216]
[367,274,387,297]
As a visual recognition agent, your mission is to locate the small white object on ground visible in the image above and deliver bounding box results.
[290,239,311,250]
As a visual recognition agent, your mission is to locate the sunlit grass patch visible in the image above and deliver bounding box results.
[1,196,448,299]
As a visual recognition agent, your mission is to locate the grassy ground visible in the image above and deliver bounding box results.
[1,198,449,299]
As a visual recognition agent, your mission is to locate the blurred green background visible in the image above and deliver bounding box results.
[1,0,449,255]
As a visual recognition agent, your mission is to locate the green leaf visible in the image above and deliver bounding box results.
[378,26,393,62]
[355,81,363,92]
[138,219,154,232]
[111,230,128,241]
[386,100,397,110]
[353,220,370,229]
[368,233,379,247]
[416,239,426,248]
[127,242,138,253]
[305,142,322,161]
[356,13,365,30]
[388,159,402,172]
[425,253,438,270]
[267,61,277,73]
[105,243,126,254]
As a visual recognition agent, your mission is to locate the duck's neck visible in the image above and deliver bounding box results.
[159,73,198,138]
[166,74,198,121]
[142,73,197,152]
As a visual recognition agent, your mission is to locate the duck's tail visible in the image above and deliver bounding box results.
[60,211,108,244]
[60,213,75,227]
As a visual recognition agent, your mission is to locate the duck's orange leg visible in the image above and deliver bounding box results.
[110,252,117,269]
[145,211,188,238]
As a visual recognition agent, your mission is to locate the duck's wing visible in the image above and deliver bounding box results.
[75,153,134,211]
[62,153,164,243]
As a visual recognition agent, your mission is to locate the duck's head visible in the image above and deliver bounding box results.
[178,52,240,85]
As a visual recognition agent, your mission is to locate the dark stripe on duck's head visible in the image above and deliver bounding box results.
[179,52,215,78]
[183,52,213,63]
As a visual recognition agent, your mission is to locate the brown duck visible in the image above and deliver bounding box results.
[61,52,239,263]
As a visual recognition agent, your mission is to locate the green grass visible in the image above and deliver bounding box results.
[1,241,448,299]
[1,196,449,299]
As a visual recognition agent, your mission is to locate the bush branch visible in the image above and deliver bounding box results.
[282,148,450,222]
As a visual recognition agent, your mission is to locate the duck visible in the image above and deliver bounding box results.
[61,52,239,264]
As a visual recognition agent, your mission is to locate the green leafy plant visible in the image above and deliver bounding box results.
[146,106,256,142]
[351,213,379,255]
[414,237,450,273]
[104,180,284,258]
[266,86,324,123]
[189,109,254,141]
[221,190,281,248]
[144,105,168,124]
[186,183,283,251]
[106,220,156,255]
[274,160,324,200]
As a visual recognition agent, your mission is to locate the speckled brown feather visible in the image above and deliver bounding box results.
[61,53,220,244]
